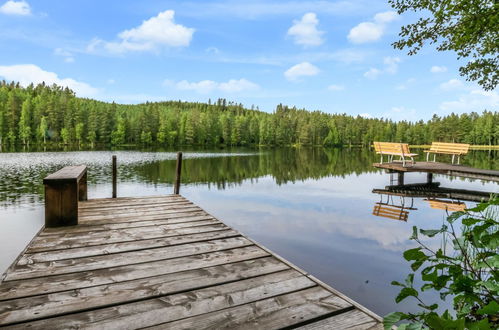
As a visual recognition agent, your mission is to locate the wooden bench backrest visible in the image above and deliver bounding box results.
[373,204,408,221]
[373,142,408,154]
[429,142,469,155]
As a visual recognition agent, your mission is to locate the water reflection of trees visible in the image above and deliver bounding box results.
[0,148,497,205]
[131,148,378,188]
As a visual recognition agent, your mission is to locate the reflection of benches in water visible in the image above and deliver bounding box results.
[372,182,491,203]
[426,199,466,212]
[372,204,409,221]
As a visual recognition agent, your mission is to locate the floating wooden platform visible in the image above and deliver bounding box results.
[374,161,499,182]
[0,195,382,329]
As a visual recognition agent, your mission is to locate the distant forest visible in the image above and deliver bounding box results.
[0,81,498,147]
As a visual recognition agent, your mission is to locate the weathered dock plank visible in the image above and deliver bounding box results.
[0,195,382,329]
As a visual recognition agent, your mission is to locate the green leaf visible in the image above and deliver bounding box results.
[466,319,492,330]
[478,280,499,292]
[485,254,499,268]
[396,287,418,303]
[383,312,405,330]
[468,202,489,213]
[405,273,414,286]
[418,303,438,311]
[481,232,499,249]
[391,280,404,287]
[398,323,424,330]
[452,237,466,250]
[410,226,418,239]
[421,283,434,291]
[403,247,426,261]
[461,217,480,226]
[477,300,499,315]
[420,225,447,237]
[426,313,465,329]
[447,211,464,223]
[411,259,425,271]
[421,269,438,282]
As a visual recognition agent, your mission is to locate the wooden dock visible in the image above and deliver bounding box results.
[0,195,382,329]
[374,161,499,182]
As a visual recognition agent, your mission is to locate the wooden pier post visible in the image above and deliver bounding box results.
[397,171,405,186]
[427,172,433,185]
[112,155,117,198]
[174,152,182,195]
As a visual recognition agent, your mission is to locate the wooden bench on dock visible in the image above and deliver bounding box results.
[424,142,470,164]
[43,165,87,227]
[373,142,417,167]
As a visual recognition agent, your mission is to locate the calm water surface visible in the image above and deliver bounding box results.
[0,147,497,316]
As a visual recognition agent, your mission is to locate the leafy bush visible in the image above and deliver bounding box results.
[384,197,499,329]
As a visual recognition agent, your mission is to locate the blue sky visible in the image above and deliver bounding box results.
[0,0,496,121]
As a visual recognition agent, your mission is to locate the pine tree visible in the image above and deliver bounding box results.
[19,97,32,145]
[38,116,47,144]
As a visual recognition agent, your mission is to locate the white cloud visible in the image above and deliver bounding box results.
[87,10,194,54]
[327,84,344,91]
[219,79,260,92]
[0,0,31,15]
[0,64,98,97]
[284,62,320,81]
[359,113,373,118]
[168,78,259,94]
[383,56,400,74]
[373,11,398,24]
[363,68,381,79]
[430,65,447,73]
[107,79,115,85]
[439,89,498,113]
[364,56,401,79]
[287,12,324,47]
[348,11,398,44]
[440,78,465,91]
[348,22,383,44]
[54,48,75,63]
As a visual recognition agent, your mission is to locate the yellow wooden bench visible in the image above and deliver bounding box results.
[372,204,409,221]
[424,142,469,164]
[373,142,418,167]
[426,199,466,212]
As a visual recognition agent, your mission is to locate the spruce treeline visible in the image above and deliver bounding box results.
[1,81,498,147]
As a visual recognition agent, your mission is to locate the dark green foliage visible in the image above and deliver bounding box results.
[385,197,499,329]
[390,0,499,91]
[0,81,498,147]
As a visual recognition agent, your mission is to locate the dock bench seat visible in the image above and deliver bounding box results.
[424,142,469,164]
[373,142,417,167]
[43,165,87,227]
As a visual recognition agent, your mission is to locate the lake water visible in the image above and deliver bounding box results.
[0,147,497,317]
